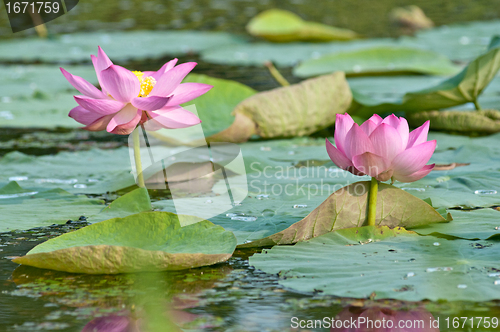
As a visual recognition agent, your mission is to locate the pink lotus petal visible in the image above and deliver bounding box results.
[131,96,171,111]
[91,55,107,95]
[107,104,140,132]
[82,315,130,332]
[325,138,353,170]
[96,46,113,73]
[167,83,213,105]
[352,152,390,178]
[369,123,403,161]
[150,62,197,97]
[396,116,409,148]
[147,58,179,81]
[360,119,378,136]
[381,113,401,129]
[60,68,106,99]
[393,164,435,183]
[100,65,140,103]
[391,140,437,176]
[407,120,430,148]
[68,106,103,125]
[108,112,142,135]
[74,96,125,115]
[83,114,115,131]
[368,114,383,125]
[147,106,201,129]
[343,123,375,160]
[334,113,355,154]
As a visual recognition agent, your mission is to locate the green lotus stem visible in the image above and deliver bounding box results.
[133,127,146,188]
[367,177,378,226]
[264,61,290,87]
[473,99,482,111]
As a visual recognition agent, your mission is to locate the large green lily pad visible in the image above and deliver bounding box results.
[0,149,135,194]
[13,211,237,274]
[246,9,359,42]
[0,181,104,232]
[414,208,500,240]
[349,38,500,117]
[0,184,151,232]
[238,182,450,248]
[0,65,97,100]
[208,72,351,142]
[250,226,500,301]
[294,47,460,77]
[0,31,245,64]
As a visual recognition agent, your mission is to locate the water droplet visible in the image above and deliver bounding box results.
[8,176,28,181]
[459,36,470,45]
[244,240,252,244]
[231,216,257,222]
[226,213,245,218]
[494,280,500,285]
[488,273,500,277]
[495,227,500,230]
[256,194,269,200]
[205,199,213,204]
[260,146,271,151]
[402,188,425,192]
[457,284,467,289]
[433,242,440,246]
[436,176,450,183]
[293,204,307,208]
[353,65,362,73]
[73,184,87,189]
[474,190,497,195]
[0,191,38,199]
[35,178,78,184]
[287,151,295,155]
[87,178,99,183]
[407,272,415,277]
[426,267,453,272]
[232,201,242,206]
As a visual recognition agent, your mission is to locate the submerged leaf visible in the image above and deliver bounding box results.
[294,47,459,77]
[407,109,500,134]
[238,182,450,248]
[249,226,500,301]
[246,9,359,42]
[13,212,237,274]
[208,72,351,142]
[350,39,500,117]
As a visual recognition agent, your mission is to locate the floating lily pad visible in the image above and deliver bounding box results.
[246,9,359,42]
[13,211,237,274]
[208,72,351,142]
[90,187,152,223]
[414,209,500,240]
[407,110,500,134]
[238,182,450,248]
[0,31,246,64]
[0,65,97,99]
[0,181,104,232]
[350,38,500,117]
[0,149,135,194]
[294,47,460,77]
[250,226,500,301]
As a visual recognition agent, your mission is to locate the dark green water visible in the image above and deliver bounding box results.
[1,0,500,331]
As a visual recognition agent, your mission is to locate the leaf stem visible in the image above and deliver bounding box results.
[264,61,290,87]
[473,99,483,111]
[133,126,146,188]
[367,177,378,226]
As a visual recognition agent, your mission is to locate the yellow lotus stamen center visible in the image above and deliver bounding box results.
[132,71,156,97]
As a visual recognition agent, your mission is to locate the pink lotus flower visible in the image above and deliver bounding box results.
[61,46,212,135]
[326,114,436,183]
